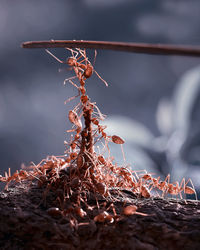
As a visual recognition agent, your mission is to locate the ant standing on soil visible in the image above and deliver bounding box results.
[141,173,197,201]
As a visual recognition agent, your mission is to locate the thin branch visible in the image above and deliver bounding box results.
[22,40,200,57]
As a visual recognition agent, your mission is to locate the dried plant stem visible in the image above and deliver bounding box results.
[22,40,200,57]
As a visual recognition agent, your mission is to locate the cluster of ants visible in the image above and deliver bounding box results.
[0,48,197,224]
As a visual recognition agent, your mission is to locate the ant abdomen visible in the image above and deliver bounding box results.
[83,65,93,78]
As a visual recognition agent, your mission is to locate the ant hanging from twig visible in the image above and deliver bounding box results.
[45,48,108,87]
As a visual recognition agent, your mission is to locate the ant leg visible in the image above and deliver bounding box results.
[65,48,79,59]
[134,169,148,181]
[162,174,170,198]
[93,132,103,146]
[165,174,170,184]
[77,48,91,65]
[93,50,97,66]
[78,48,87,59]
[94,70,108,87]
[76,48,88,64]
[178,185,183,200]
[67,48,87,64]
[92,110,105,121]
[178,178,185,200]
[45,49,65,64]
[66,79,79,89]
[185,178,198,201]
[78,57,89,65]
[120,144,126,163]
[64,76,78,85]
[148,183,154,192]
[73,102,82,113]
[64,79,80,103]
[64,92,80,104]
[66,128,77,133]
[92,104,106,120]
[148,176,160,192]
[8,168,11,177]
[69,48,83,59]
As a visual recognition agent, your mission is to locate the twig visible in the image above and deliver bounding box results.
[22,40,200,57]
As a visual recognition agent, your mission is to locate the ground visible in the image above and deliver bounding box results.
[0,180,200,250]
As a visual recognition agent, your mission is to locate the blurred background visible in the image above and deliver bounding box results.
[0,0,200,195]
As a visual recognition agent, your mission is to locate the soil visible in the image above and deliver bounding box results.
[0,181,200,250]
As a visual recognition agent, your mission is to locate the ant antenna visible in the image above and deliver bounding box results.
[45,49,65,64]
[93,50,97,66]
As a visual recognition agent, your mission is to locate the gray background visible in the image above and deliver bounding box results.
[0,0,200,194]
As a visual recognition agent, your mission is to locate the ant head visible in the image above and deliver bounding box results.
[67,57,76,66]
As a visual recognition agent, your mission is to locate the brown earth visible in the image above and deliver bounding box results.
[0,181,200,250]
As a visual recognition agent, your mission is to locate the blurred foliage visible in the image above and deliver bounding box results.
[105,65,200,190]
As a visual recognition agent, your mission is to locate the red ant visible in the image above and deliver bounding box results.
[45,48,108,87]
[141,173,197,200]
[166,177,197,200]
